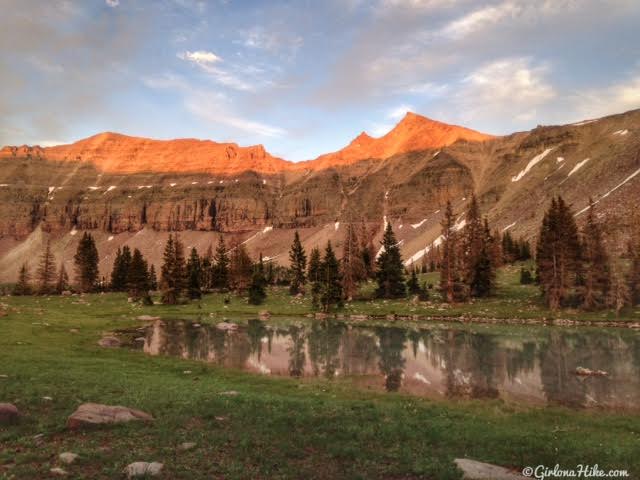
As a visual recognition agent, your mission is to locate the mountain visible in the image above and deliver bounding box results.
[299,112,494,170]
[0,108,638,282]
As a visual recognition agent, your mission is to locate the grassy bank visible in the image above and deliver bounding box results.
[1,293,639,479]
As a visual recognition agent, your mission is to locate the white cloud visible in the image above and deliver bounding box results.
[371,123,395,136]
[387,104,414,120]
[241,27,303,55]
[178,50,221,65]
[105,0,119,7]
[441,2,521,39]
[573,74,640,119]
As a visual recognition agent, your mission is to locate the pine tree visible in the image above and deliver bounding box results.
[37,239,56,294]
[342,223,366,300]
[406,268,420,295]
[535,196,582,309]
[127,248,150,302]
[359,220,376,279]
[200,244,213,291]
[581,200,611,310]
[110,246,132,291]
[288,231,307,295]
[307,247,321,284]
[628,217,640,306]
[186,247,202,299]
[375,223,406,298]
[160,234,187,304]
[462,196,495,297]
[55,263,69,294]
[148,264,158,290]
[74,232,99,293]
[13,263,32,296]
[229,241,254,292]
[248,253,267,305]
[212,235,230,290]
[319,241,343,312]
[439,201,466,302]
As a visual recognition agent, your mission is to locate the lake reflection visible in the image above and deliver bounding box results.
[139,319,640,410]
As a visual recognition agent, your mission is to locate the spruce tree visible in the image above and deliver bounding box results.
[462,196,495,297]
[212,235,230,290]
[110,246,131,291]
[359,220,376,279]
[535,196,582,309]
[375,223,406,298]
[74,232,99,293]
[581,200,611,310]
[37,239,56,294]
[320,241,343,312]
[308,247,321,284]
[288,231,307,295]
[148,264,158,290]
[439,201,466,302]
[127,248,150,302]
[200,244,213,291]
[160,234,187,304]
[13,263,32,296]
[56,263,69,294]
[342,223,366,300]
[406,268,420,295]
[230,241,253,292]
[248,254,267,305]
[186,247,202,299]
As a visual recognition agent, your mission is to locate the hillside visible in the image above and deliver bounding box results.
[0,108,638,282]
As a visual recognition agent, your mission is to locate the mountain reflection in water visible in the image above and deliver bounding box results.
[139,319,640,410]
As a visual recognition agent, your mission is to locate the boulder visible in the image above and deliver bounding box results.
[59,452,79,464]
[137,315,160,321]
[124,462,164,478]
[50,467,68,476]
[98,336,121,348]
[67,403,153,429]
[0,403,19,424]
[454,459,525,479]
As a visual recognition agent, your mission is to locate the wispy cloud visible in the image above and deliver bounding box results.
[105,0,119,7]
[178,49,265,91]
[440,2,520,39]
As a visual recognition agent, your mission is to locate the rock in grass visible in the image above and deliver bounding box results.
[454,459,525,479]
[50,467,68,476]
[67,403,153,430]
[137,315,160,321]
[98,336,121,348]
[0,403,19,424]
[59,452,79,464]
[178,442,197,451]
[124,461,164,478]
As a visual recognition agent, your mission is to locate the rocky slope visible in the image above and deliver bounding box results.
[0,109,638,282]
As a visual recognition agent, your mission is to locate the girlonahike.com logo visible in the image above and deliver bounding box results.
[521,464,629,479]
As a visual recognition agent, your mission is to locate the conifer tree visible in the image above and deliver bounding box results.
[200,244,213,291]
[160,234,187,304]
[307,247,321,284]
[628,218,640,306]
[186,247,202,299]
[406,268,420,295]
[74,232,99,293]
[375,223,406,298]
[110,246,132,291]
[148,264,158,290]
[288,231,307,295]
[535,196,582,309]
[462,195,495,297]
[248,253,267,305]
[127,248,150,302]
[581,200,611,310]
[37,239,56,294]
[56,263,69,294]
[342,223,366,300]
[230,241,254,292]
[212,235,230,290]
[439,201,466,302]
[13,263,32,296]
[359,220,376,279]
[319,241,343,311]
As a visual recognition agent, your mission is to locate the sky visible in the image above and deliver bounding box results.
[1,0,640,161]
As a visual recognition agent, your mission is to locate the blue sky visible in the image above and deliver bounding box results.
[1,0,639,160]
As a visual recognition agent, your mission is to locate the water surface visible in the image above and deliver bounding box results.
[129,318,640,410]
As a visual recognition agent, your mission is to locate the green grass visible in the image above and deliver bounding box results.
[0,293,639,479]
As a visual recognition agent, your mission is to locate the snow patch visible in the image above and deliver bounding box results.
[567,158,590,177]
[70,228,77,236]
[88,186,100,190]
[48,186,55,194]
[384,190,389,199]
[572,119,596,126]
[557,157,564,162]
[502,221,517,232]
[512,148,554,182]
[170,183,177,187]
[411,219,427,229]
[334,221,340,231]
[432,150,440,158]
[219,180,224,184]
[262,179,267,185]
[262,226,273,234]
[191,181,198,185]
[414,372,431,385]
[0,184,9,187]
[108,236,114,241]
[612,129,629,136]
[574,167,640,217]
[104,185,117,194]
